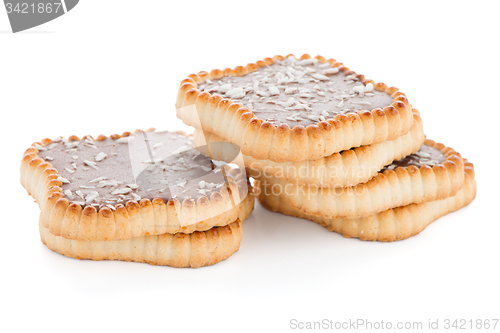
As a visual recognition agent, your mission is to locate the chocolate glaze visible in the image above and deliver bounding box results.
[201,57,394,128]
[38,131,240,208]
[383,144,446,170]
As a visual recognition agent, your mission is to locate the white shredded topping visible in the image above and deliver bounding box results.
[34,143,46,151]
[296,58,317,66]
[268,86,280,95]
[84,160,99,170]
[353,86,364,94]
[176,179,187,187]
[416,152,431,158]
[90,176,107,183]
[312,73,329,81]
[65,168,75,174]
[131,193,141,201]
[325,68,339,75]
[227,87,245,99]
[57,177,70,184]
[85,191,99,203]
[111,188,132,195]
[95,152,108,162]
[64,190,73,200]
[171,145,190,155]
[198,189,209,196]
[219,83,232,93]
[65,142,79,149]
[97,180,118,188]
[115,137,130,144]
[153,142,164,149]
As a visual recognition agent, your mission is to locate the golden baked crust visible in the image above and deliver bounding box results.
[256,139,464,219]
[257,162,476,241]
[194,110,424,187]
[39,191,254,268]
[176,54,414,163]
[40,219,242,268]
[21,129,253,241]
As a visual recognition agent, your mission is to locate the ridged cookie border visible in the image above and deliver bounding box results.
[195,110,425,188]
[39,189,255,268]
[257,162,476,241]
[257,139,465,219]
[176,53,414,163]
[41,219,243,268]
[21,129,250,241]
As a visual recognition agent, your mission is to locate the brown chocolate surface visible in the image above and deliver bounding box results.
[37,131,238,208]
[201,57,394,128]
[383,144,446,170]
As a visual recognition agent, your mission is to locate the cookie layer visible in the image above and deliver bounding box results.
[257,139,464,219]
[40,191,254,268]
[21,129,252,241]
[177,54,414,163]
[40,220,242,268]
[194,110,424,187]
[256,162,476,241]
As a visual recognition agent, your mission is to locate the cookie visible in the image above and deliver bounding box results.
[176,54,414,163]
[39,191,255,268]
[256,161,476,241]
[194,110,424,187]
[21,129,252,241]
[256,139,464,219]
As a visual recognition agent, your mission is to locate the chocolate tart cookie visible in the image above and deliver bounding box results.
[256,162,476,241]
[21,129,252,241]
[176,54,414,163]
[194,110,424,188]
[39,190,255,268]
[256,140,464,219]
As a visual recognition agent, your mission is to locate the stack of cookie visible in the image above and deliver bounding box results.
[177,54,476,241]
[21,129,254,267]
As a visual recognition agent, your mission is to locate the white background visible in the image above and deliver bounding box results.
[1,1,499,332]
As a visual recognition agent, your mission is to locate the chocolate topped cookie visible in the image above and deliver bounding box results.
[257,139,465,219]
[21,129,251,241]
[177,54,414,162]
